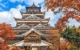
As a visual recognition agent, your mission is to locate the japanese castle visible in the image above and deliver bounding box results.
[9,3,60,50]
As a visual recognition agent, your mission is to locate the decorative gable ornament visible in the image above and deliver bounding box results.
[22,28,43,36]
[34,23,46,28]
[18,24,30,28]
[26,14,40,19]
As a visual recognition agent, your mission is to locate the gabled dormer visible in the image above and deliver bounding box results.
[26,3,41,13]
[18,23,30,28]
[22,28,43,43]
[34,22,46,28]
[26,14,40,19]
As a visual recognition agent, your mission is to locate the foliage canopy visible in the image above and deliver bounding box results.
[45,0,80,31]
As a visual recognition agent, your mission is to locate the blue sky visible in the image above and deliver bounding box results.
[0,0,80,27]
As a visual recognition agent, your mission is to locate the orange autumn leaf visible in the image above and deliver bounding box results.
[60,40,69,50]
[49,30,60,37]
[11,47,17,50]
[0,23,16,50]
[17,47,21,50]
[45,0,80,31]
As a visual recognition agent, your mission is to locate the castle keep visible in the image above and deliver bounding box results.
[9,3,60,50]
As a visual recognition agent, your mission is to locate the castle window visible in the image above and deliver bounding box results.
[28,36,39,42]
[29,36,36,39]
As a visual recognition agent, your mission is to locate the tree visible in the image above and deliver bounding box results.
[68,45,76,50]
[45,0,80,31]
[11,47,17,50]
[61,27,80,48]
[60,39,70,50]
[45,0,80,49]
[0,23,16,50]
[48,30,60,50]
[76,26,80,34]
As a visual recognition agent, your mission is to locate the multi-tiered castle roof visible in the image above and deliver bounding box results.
[9,3,60,50]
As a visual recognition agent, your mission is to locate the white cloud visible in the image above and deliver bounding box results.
[10,5,25,19]
[10,5,26,19]
[10,8,22,19]
[0,10,21,27]
[16,5,24,10]
[0,11,16,27]
[16,5,26,12]
[41,5,55,27]
[0,11,10,18]
[41,4,46,12]
[41,5,55,26]
[44,9,56,27]
[0,5,25,27]
[67,18,80,27]
[45,9,55,19]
